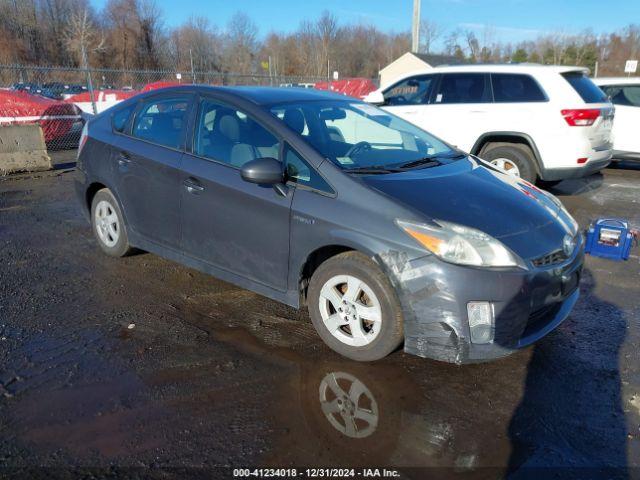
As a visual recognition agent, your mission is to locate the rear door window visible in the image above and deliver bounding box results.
[132,96,191,149]
[600,84,640,107]
[491,73,547,102]
[434,73,491,104]
[383,75,435,105]
[562,72,608,103]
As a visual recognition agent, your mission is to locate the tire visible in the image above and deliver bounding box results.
[307,251,403,362]
[481,144,537,183]
[90,188,133,257]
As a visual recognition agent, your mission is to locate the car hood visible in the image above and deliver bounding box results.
[361,158,576,260]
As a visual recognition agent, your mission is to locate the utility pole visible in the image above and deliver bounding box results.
[81,43,97,115]
[412,0,421,53]
[189,48,196,83]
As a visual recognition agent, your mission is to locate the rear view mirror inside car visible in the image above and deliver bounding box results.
[319,108,347,121]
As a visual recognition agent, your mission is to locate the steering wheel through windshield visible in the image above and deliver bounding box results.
[345,141,373,159]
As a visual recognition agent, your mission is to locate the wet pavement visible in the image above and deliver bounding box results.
[0,156,639,479]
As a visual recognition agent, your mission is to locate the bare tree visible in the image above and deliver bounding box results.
[222,12,258,74]
[170,16,221,74]
[316,10,338,77]
[64,8,104,68]
[419,20,442,54]
[2,4,640,79]
[136,0,164,69]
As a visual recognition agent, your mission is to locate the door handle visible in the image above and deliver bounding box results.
[117,151,131,166]
[183,178,205,194]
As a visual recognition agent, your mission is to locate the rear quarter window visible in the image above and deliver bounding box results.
[562,72,608,103]
[112,103,135,133]
[491,73,547,102]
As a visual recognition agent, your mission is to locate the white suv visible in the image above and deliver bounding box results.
[594,77,640,161]
[364,65,614,183]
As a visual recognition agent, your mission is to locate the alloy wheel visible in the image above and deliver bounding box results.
[489,157,521,177]
[318,274,382,347]
[94,200,120,248]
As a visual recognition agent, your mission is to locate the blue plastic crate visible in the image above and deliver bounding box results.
[585,218,635,261]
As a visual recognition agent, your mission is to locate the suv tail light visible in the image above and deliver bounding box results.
[561,109,600,126]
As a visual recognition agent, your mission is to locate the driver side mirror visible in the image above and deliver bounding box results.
[364,90,386,106]
[240,157,283,185]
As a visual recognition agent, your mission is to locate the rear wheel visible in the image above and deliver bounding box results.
[307,252,403,361]
[482,144,536,183]
[91,188,133,257]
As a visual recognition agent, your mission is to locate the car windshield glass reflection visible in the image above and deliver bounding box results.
[271,101,461,173]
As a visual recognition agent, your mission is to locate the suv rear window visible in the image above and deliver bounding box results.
[491,73,547,102]
[562,72,608,103]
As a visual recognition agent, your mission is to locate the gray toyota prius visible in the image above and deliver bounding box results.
[75,86,583,364]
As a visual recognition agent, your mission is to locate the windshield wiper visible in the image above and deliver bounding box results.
[344,165,403,174]
[397,157,442,170]
[398,151,467,170]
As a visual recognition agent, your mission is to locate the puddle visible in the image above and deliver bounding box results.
[156,300,515,471]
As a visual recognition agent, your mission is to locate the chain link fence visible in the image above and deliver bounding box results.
[0,64,329,153]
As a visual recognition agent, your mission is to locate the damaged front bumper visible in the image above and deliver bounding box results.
[378,239,584,365]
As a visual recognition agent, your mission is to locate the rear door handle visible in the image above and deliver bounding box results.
[117,151,131,166]
[183,178,205,194]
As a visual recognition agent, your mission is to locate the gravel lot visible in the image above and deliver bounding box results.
[0,154,639,479]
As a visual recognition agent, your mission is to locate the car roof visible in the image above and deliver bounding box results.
[378,63,590,90]
[593,77,640,86]
[431,64,589,74]
[144,85,354,106]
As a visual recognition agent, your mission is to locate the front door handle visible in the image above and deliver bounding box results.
[184,178,205,194]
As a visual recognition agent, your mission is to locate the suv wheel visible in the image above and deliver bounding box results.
[482,144,536,183]
[307,252,403,361]
[91,188,133,257]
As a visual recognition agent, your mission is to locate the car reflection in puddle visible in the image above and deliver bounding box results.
[262,358,509,474]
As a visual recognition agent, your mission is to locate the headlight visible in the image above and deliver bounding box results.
[396,219,525,268]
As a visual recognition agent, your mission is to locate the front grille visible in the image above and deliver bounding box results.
[532,249,567,267]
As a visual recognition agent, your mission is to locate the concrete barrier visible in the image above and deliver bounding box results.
[0,124,52,175]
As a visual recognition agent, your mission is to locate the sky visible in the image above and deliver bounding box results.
[90,0,640,48]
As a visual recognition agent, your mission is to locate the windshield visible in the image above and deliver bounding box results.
[270,100,459,171]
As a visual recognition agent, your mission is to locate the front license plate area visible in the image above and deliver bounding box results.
[562,271,580,296]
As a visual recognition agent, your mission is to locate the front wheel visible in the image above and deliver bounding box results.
[482,144,536,183]
[307,252,403,361]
